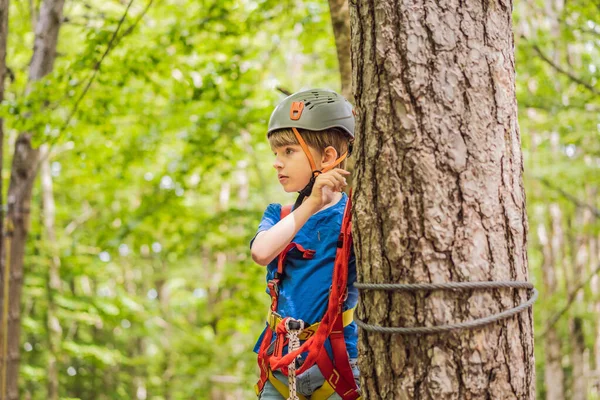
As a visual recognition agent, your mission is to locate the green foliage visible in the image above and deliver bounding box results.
[515,0,600,398]
[3,0,340,399]
[4,0,598,398]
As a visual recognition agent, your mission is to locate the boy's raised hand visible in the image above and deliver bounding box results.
[307,168,351,209]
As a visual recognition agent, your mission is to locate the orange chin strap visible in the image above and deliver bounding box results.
[291,127,349,174]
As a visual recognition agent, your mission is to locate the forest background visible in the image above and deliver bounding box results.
[0,0,598,399]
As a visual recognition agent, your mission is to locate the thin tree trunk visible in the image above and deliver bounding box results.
[550,203,570,294]
[590,190,600,395]
[538,219,565,400]
[327,0,352,100]
[0,0,7,269]
[28,0,65,83]
[350,0,535,398]
[0,1,65,398]
[40,144,61,400]
[571,317,586,400]
[157,272,173,400]
[3,134,39,400]
[0,0,8,395]
[327,0,357,188]
[569,191,595,400]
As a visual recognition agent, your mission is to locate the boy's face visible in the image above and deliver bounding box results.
[272,144,322,192]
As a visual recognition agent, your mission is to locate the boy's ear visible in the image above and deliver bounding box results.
[321,146,339,168]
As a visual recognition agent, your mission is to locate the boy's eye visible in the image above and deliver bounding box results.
[285,148,294,155]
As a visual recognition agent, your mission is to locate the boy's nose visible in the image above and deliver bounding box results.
[273,158,283,169]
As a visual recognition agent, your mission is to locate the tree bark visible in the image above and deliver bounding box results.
[350,0,535,398]
[328,0,352,100]
[0,1,65,398]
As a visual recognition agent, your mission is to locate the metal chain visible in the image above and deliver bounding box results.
[354,281,537,335]
[285,319,304,400]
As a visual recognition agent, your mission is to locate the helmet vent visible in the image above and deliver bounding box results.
[306,98,335,109]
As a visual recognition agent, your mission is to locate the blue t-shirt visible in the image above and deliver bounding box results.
[251,193,358,358]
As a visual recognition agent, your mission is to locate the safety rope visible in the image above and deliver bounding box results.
[285,318,304,400]
[354,281,537,334]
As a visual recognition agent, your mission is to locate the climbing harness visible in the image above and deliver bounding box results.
[354,281,537,334]
[255,200,361,400]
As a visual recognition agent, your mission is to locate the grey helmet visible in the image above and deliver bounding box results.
[267,89,355,138]
[267,89,355,209]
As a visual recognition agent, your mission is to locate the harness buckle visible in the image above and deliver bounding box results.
[337,233,344,248]
[268,279,280,311]
[267,279,279,296]
[268,311,281,330]
[303,249,316,259]
[285,317,305,332]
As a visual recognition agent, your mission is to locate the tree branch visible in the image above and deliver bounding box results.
[528,41,600,96]
[276,86,292,96]
[43,0,155,155]
[537,263,600,339]
[118,0,154,39]
[537,177,600,219]
[58,0,135,132]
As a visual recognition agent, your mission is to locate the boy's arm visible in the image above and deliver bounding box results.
[251,168,349,266]
[251,198,320,266]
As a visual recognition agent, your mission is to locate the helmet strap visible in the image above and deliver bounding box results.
[290,127,351,208]
[293,172,320,211]
[292,128,317,172]
[292,127,350,174]
[321,151,348,173]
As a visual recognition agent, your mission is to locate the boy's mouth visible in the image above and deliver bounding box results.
[278,174,288,182]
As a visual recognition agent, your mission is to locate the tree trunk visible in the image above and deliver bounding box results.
[569,193,595,400]
[0,1,7,397]
[40,145,62,400]
[157,272,173,400]
[0,0,7,250]
[538,216,565,400]
[570,317,586,400]
[28,0,65,82]
[327,0,352,100]
[590,191,600,395]
[350,1,535,398]
[2,134,39,400]
[0,1,65,398]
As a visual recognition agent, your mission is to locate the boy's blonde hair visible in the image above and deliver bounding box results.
[269,128,350,169]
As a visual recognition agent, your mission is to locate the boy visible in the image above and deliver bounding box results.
[251,89,361,400]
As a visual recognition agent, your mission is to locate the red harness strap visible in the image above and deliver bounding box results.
[257,204,303,393]
[255,198,360,399]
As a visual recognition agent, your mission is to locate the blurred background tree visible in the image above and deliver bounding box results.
[0,0,596,399]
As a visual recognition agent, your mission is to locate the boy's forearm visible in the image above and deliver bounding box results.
[251,198,320,266]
